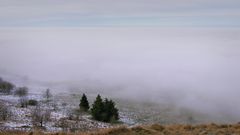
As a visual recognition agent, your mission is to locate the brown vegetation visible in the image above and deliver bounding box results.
[0,102,11,121]
[1,123,240,135]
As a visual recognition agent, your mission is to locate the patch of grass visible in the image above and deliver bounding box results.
[149,124,165,131]
[2,123,240,135]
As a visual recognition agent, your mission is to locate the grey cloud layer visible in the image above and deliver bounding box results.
[0,0,239,26]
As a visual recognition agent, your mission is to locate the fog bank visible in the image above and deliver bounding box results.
[0,27,240,121]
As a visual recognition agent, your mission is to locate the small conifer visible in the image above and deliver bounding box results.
[79,93,90,112]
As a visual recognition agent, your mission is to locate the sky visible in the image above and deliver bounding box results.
[0,0,240,121]
[0,0,240,27]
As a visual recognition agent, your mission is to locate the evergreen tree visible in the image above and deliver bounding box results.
[102,99,119,122]
[108,99,119,122]
[91,94,104,121]
[79,93,89,112]
[91,95,119,122]
[102,98,110,122]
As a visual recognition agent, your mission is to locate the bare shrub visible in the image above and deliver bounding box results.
[43,89,52,103]
[14,87,28,97]
[0,102,11,121]
[19,97,28,108]
[31,105,51,127]
[14,87,29,108]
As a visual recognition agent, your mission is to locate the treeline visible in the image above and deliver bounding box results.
[80,94,119,123]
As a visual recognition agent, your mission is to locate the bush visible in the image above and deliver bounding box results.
[43,89,52,102]
[14,87,28,97]
[15,87,29,108]
[28,99,38,106]
[0,102,11,121]
[19,97,28,108]
[31,105,51,127]
[0,80,15,94]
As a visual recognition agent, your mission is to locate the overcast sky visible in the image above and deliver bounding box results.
[0,0,239,27]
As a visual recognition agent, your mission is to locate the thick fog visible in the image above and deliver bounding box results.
[0,27,240,120]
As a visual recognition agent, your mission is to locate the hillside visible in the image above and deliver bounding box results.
[1,78,240,135]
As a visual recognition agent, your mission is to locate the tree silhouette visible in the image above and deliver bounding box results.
[31,105,51,127]
[91,94,119,122]
[0,79,15,94]
[43,89,52,102]
[15,87,28,97]
[14,87,29,108]
[91,94,104,121]
[79,93,90,112]
[102,99,119,122]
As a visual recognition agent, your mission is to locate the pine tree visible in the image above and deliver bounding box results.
[91,94,104,121]
[103,99,119,122]
[109,100,119,122]
[79,93,89,112]
[91,95,119,122]
[102,98,110,122]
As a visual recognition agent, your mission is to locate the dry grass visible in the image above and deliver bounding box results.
[1,123,240,135]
